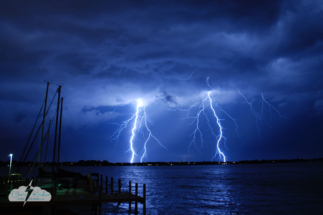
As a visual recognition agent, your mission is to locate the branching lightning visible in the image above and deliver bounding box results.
[140,107,166,162]
[238,91,271,139]
[109,99,166,163]
[108,79,287,163]
[169,78,239,162]
[207,91,226,162]
[261,94,289,121]
[178,71,195,81]
[239,91,288,139]
[129,99,142,163]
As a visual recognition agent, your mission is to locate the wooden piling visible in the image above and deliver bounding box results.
[99,184,102,215]
[129,181,131,212]
[111,177,113,194]
[100,175,103,187]
[143,184,146,215]
[135,183,138,214]
[118,179,121,193]
[105,176,108,193]
[53,180,57,196]
[49,203,53,215]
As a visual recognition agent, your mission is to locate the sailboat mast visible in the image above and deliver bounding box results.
[57,97,63,171]
[44,119,53,170]
[52,85,61,173]
[39,82,49,167]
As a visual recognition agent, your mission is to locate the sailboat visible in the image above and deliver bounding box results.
[16,83,82,180]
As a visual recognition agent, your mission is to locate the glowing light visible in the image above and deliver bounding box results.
[137,99,143,107]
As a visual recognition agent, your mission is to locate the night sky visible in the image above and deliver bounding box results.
[1,0,323,163]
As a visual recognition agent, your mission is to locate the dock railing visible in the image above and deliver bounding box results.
[0,173,147,215]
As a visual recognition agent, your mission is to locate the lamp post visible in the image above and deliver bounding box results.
[9,154,13,175]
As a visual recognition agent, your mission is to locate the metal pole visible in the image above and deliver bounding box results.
[40,82,49,167]
[57,97,63,171]
[9,154,13,175]
[52,86,61,173]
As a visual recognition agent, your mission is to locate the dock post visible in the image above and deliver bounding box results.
[143,184,146,215]
[118,179,121,193]
[100,175,103,187]
[53,179,57,196]
[49,202,53,215]
[99,184,102,215]
[111,177,113,194]
[129,181,131,212]
[135,183,138,214]
[105,176,108,193]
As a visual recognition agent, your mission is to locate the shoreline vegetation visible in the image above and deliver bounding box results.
[0,158,322,167]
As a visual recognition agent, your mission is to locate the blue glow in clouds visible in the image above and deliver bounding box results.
[110,82,286,163]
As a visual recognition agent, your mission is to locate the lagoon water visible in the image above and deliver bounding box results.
[2,162,323,214]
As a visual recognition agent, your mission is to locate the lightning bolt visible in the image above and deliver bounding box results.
[170,91,229,162]
[239,92,288,139]
[109,99,165,163]
[23,179,33,206]
[178,71,195,81]
[168,78,242,162]
[140,106,166,162]
[109,104,124,114]
[207,92,226,162]
[261,94,289,121]
[238,91,271,139]
[129,99,142,163]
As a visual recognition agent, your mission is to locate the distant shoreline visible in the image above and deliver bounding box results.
[1,158,322,167]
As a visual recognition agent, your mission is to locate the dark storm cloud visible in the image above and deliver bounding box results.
[1,0,323,162]
[156,91,178,106]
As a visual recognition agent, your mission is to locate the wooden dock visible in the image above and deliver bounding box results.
[0,174,147,215]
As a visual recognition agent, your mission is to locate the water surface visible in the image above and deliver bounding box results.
[2,162,323,214]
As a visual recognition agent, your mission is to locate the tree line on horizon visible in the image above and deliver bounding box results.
[0,158,322,167]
